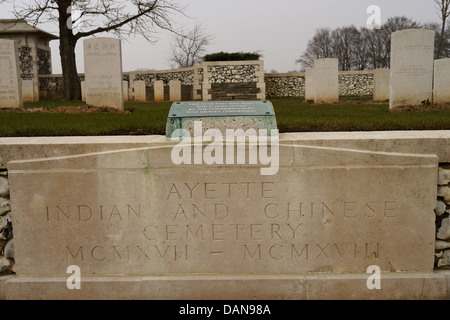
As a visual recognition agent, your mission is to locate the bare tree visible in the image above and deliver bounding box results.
[330,26,366,71]
[297,16,421,71]
[361,27,387,69]
[169,23,212,68]
[2,0,184,100]
[296,28,333,70]
[434,0,450,58]
[423,22,450,58]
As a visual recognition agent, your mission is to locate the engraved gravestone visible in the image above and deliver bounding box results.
[83,37,124,111]
[390,29,435,109]
[313,58,338,104]
[8,144,437,276]
[0,39,23,108]
[433,58,450,104]
[166,101,278,140]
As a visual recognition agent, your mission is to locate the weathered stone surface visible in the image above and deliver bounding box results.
[437,250,450,267]
[436,240,450,250]
[305,273,446,300]
[438,167,450,185]
[0,222,12,240]
[338,71,373,97]
[0,198,10,216]
[0,39,23,108]
[0,212,11,232]
[2,273,448,300]
[438,186,450,202]
[0,256,13,274]
[0,177,9,197]
[7,144,437,277]
[436,200,447,217]
[389,29,435,109]
[437,217,450,240]
[4,238,14,259]
[83,37,124,111]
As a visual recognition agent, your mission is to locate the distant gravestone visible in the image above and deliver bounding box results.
[123,81,129,101]
[433,58,450,104]
[21,79,35,102]
[154,80,164,102]
[305,68,315,102]
[169,79,181,101]
[134,80,146,102]
[0,39,22,108]
[373,68,390,101]
[81,81,86,101]
[389,29,434,110]
[313,58,338,104]
[83,37,124,111]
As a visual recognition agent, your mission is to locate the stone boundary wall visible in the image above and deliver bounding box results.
[265,70,374,99]
[129,67,200,101]
[38,61,265,102]
[37,65,378,102]
[39,74,132,101]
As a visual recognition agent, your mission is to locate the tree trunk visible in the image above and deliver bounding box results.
[437,19,447,59]
[58,0,81,100]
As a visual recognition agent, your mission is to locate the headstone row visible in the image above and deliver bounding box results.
[132,79,181,102]
[305,29,449,108]
[1,33,449,108]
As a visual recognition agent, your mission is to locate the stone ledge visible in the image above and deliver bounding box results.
[2,272,448,300]
[1,130,449,167]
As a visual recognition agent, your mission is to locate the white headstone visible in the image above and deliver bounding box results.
[305,68,315,102]
[83,37,124,111]
[21,79,35,102]
[433,58,450,104]
[0,39,23,108]
[154,80,164,102]
[373,68,390,101]
[169,79,182,101]
[81,81,86,101]
[123,81,129,101]
[313,58,339,104]
[134,80,146,102]
[389,29,435,109]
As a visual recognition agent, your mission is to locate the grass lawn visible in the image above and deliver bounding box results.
[0,98,449,137]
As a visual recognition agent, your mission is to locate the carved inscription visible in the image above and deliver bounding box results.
[54,180,400,273]
[0,41,20,104]
[83,38,123,110]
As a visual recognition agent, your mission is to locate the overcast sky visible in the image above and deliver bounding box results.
[1,0,442,73]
